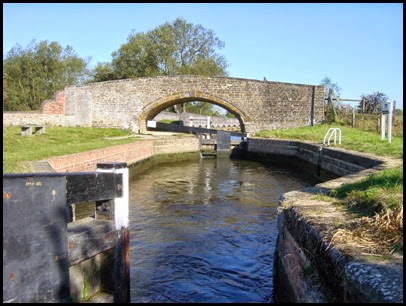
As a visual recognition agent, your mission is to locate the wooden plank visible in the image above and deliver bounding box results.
[66,172,123,204]
[113,228,130,303]
[217,131,231,151]
[3,176,70,303]
[67,218,116,266]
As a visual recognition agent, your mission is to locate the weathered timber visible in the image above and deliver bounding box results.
[3,175,70,303]
[66,172,123,204]
[113,228,130,303]
[217,131,231,151]
[67,218,116,266]
[3,168,128,303]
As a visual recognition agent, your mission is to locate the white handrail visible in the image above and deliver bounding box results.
[323,128,341,146]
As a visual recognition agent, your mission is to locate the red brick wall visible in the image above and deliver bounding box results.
[48,140,154,172]
[41,91,65,114]
[46,137,200,173]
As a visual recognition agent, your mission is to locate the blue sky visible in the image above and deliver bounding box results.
[3,3,403,109]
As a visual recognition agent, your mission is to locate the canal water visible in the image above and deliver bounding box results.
[128,156,315,303]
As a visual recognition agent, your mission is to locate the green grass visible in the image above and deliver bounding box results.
[3,126,140,173]
[255,123,403,158]
[328,165,403,217]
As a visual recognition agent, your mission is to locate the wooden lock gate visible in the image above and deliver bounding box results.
[3,162,130,303]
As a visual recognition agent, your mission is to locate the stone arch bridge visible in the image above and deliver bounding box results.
[38,76,325,134]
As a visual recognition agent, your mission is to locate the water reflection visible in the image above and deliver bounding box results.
[129,157,312,303]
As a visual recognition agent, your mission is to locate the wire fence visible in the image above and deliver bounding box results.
[330,111,403,137]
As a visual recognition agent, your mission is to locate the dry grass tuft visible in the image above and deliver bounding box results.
[329,206,403,256]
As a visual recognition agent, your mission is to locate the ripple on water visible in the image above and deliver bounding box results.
[129,158,311,303]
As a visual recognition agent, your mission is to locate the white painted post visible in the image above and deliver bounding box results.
[147,120,156,128]
[381,113,386,140]
[388,100,393,143]
[96,162,130,302]
[190,117,194,127]
[96,162,129,230]
[207,116,211,129]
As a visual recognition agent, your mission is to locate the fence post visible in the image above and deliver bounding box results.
[351,108,355,127]
[96,162,130,303]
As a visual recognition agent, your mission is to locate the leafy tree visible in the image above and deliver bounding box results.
[91,62,116,82]
[91,17,228,115]
[112,17,227,79]
[359,92,388,114]
[184,102,222,116]
[93,17,228,81]
[3,40,89,111]
[225,111,236,118]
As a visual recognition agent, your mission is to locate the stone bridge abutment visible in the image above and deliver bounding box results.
[3,76,325,133]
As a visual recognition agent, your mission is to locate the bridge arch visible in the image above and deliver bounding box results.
[137,91,252,133]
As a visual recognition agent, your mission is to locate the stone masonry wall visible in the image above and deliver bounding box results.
[3,112,65,127]
[62,76,325,133]
[3,76,325,134]
[153,137,200,155]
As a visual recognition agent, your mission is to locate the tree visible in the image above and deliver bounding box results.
[358,92,388,114]
[3,40,89,111]
[92,17,228,115]
[102,17,228,79]
[184,102,222,116]
[320,76,342,99]
[91,62,116,82]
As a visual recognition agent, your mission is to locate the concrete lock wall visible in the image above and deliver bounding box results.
[3,76,325,134]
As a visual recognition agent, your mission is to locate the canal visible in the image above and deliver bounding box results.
[128,156,316,303]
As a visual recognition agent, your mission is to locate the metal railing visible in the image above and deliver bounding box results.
[323,128,342,146]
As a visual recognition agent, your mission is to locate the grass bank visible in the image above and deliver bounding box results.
[318,165,403,255]
[256,123,403,255]
[3,126,139,173]
[255,123,403,158]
